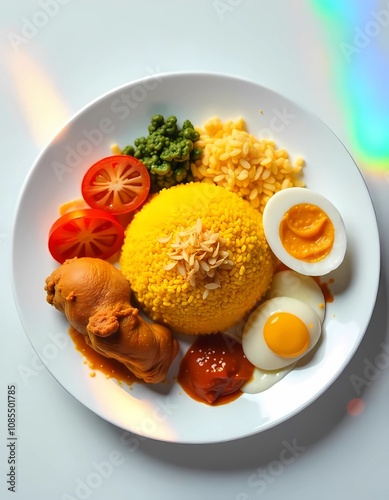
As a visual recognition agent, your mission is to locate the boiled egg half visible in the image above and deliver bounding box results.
[241,271,325,393]
[242,296,321,371]
[263,187,347,276]
[266,269,326,324]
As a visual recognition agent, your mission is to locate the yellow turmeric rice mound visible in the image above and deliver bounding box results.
[120,182,275,335]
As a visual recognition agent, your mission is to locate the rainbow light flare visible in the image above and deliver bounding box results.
[310,0,389,171]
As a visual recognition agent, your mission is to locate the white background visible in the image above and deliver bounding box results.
[1,1,389,499]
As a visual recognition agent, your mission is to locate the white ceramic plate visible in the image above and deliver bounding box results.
[12,73,380,444]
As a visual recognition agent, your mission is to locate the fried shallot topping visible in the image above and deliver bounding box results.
[159,218,233,299]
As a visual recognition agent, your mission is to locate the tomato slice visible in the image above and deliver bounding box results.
[81,155,150,214]
[48,209,124,264]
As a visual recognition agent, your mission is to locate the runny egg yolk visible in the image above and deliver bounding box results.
[263,312,310,358]
[279,203,335,262]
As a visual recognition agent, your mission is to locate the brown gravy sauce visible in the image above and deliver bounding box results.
[68,326,139,386]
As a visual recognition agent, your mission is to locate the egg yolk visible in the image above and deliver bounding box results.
[279,203,334,262]
[263,312,310,358]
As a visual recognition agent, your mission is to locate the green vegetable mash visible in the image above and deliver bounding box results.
[122,114,202,191]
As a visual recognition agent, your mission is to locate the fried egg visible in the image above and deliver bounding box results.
[266,270,326,324]
[263,187,347,276]
[242,296,321,371]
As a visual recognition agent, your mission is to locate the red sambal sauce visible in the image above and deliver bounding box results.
[68,326,139,386]
[177,333,254,406]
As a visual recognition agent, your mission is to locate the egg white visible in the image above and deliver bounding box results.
[242,365,295,394]
[266,270,326,324]
[262,187,347,276]
[242,296,322,371]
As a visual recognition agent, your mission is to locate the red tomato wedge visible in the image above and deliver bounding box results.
[48,209,124,264]
[81,155,150,214]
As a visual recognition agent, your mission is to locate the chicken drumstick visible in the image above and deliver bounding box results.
[45,257,178,384]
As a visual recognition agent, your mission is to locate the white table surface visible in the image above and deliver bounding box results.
[1,1,389,499]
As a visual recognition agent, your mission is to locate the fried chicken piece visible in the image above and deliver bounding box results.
[44,257,178,383]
